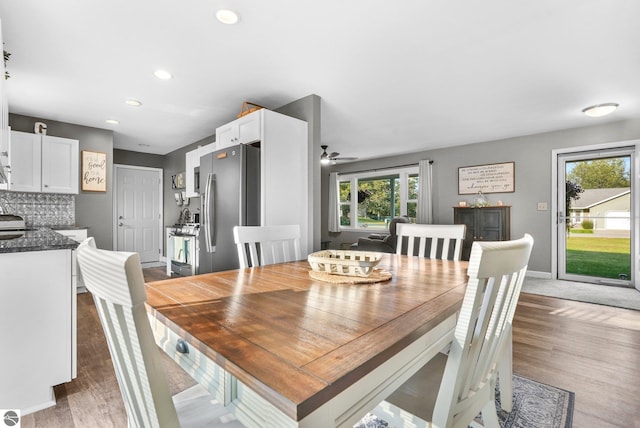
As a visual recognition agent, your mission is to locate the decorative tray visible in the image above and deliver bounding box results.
[307,250,382,277]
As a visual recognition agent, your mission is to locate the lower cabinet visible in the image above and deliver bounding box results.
[453,206,511,260]
[0,249,75,413]
[56,228,88,292]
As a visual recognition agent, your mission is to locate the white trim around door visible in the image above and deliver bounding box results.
[551,139,640,291]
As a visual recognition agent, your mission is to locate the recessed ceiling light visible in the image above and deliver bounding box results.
[125,99,142,107]
[216,9,239,24]
[105,119,119,125]
[582,103,619,117]
[154,69,172,80]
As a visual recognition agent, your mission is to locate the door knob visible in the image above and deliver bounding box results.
[119,215,123,219]
[118,222,123,226]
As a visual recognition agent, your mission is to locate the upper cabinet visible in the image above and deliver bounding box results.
[184,142,216,198]
[9,130,79,194]
[215,112,261,149]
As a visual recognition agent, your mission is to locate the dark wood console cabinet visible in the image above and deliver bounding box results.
[453,206,511,260]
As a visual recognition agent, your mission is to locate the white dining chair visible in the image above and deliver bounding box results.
[395,223,467,260]
[374,234,534,428]
[233,224,301,268]
[76,237,245,428]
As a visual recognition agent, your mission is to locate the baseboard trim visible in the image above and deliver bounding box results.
[526,270,552,279]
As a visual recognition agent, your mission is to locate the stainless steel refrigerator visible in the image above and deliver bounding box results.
[198,143,260,273]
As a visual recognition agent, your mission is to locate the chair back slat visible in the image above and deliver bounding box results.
[395,223,467,260]
[77,238,180,428]
[233,225,302,268]
[432,234,533,427]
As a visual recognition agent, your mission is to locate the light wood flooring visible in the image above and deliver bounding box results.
[19,267,640,427]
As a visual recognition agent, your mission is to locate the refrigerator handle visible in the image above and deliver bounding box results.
[204,173,216,252]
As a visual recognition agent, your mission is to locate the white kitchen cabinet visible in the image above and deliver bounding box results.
[185,142,216,198]
[215,111,261,149]
[56,228,88,292]
[9,130,79,194]
[8,130,40,192]
[0,249,75,413]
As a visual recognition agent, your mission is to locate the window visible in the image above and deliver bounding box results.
[338,166,419,230]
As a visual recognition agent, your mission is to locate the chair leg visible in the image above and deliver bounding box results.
[498,326,513,412]
[480,400,500,428]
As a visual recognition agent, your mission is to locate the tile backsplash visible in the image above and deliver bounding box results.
[0,190,75,226]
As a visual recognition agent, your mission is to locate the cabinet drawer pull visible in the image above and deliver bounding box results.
[176,339,189,354]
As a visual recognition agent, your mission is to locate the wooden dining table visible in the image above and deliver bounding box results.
[145,254,469,428]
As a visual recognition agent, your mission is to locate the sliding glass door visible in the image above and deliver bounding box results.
[557,148,634,286]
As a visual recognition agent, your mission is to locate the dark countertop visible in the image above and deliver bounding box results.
[0,228,80,254]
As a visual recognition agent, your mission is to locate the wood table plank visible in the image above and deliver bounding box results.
[145,254,469,422]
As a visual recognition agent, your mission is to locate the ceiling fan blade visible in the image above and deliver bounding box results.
[328,152,340,158]
[333,156,358,161]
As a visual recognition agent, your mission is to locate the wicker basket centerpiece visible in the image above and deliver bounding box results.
[307,250,382,277]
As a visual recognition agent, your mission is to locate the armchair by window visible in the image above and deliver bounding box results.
[354,216,410,253]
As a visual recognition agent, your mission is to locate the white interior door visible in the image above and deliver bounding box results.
[114,165,163,262]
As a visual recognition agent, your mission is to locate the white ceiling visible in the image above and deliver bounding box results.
[1,1,639,161]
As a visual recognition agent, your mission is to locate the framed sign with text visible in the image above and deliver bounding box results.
[458,161,515,194]
[81,150,107,192]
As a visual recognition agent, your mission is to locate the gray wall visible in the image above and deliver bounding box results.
[9,113,114,249]
[113,149,164,169]
[323,118,640,274]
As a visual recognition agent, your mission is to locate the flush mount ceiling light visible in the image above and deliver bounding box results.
[216,9,239,24]
[105,119,119,125]
[154,69,172,80]
[582,103,619,118]
[125,99,142,107]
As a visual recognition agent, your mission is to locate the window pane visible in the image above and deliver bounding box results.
[340,204,351,226]
[407,202,417,222]
[339,181,350,203]
[408,174,418,200]
[357,176,397,229]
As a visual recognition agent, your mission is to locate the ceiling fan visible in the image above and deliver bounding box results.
[320,145,358,164]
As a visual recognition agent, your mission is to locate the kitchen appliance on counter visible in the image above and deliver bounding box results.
[0,214,26,239]
[199,144,260,274]
[0,214,25,230]
[167,223,199,276]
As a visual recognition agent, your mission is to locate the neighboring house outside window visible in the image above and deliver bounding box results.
[569,187,630,230]
[338,166,419,230]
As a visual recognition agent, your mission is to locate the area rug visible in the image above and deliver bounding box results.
[522,277,640,311]
[354,374,574,428]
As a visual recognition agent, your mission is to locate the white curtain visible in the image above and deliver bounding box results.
[328,172,341,232]
[417,160,433,224]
